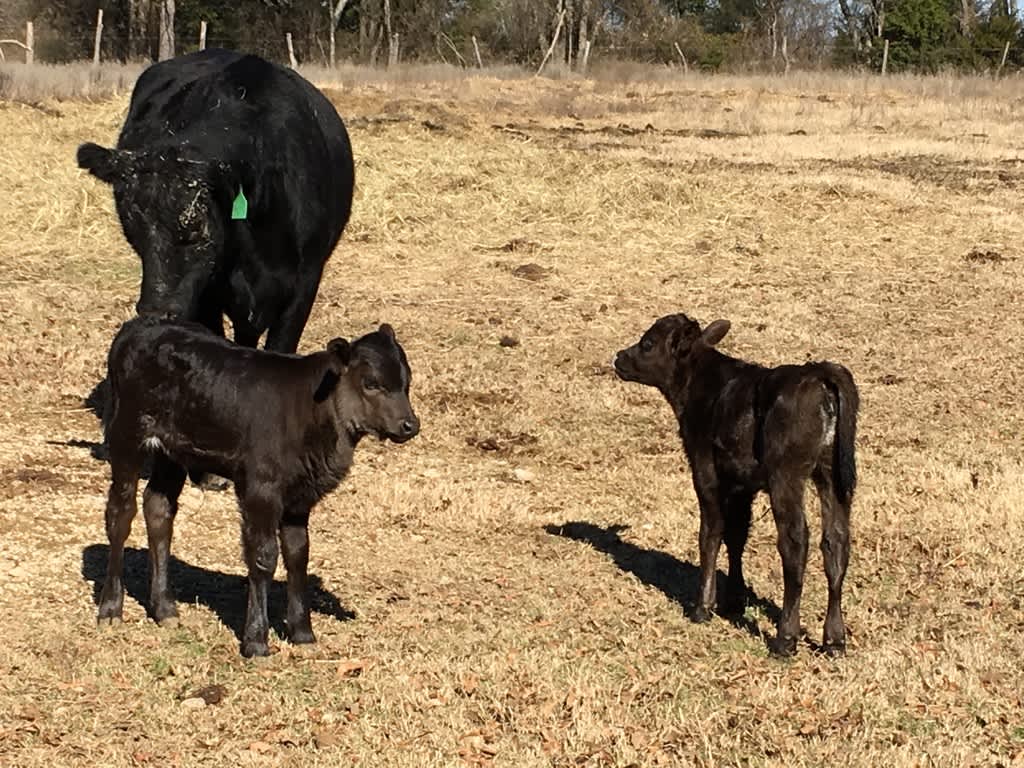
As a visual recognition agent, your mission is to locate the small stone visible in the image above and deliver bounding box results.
[512,468,535,483]
[180,697,207,710]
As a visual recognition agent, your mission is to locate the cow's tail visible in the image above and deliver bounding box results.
[822,363,859,505]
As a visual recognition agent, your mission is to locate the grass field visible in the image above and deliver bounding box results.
[1,66,1023,767]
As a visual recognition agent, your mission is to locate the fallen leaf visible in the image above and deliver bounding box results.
[188,684,226,705]
[313,725,343,748]
[335,658,370,678]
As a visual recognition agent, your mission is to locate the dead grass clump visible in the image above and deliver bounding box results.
[0,61,143,103]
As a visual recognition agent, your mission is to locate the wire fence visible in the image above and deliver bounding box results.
[1,20,1022,76]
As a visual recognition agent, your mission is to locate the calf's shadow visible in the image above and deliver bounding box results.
[544,521,780,642]
[81,544,354,643]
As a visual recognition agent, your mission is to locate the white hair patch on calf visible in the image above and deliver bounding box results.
[821,390,837,446]
[142,436,165,452]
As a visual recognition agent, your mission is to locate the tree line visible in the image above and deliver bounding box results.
[2,0,1021,73]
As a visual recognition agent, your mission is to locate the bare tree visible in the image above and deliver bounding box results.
[158,0,174,61]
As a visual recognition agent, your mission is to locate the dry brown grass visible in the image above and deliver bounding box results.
[1,69,1024,767]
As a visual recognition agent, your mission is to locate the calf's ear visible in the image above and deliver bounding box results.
[313,370,340,404]
[378,323,395,341]
[77,143,130,184]
[327,337,351,365]
[700,319,731,347]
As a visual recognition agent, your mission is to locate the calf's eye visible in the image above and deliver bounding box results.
[640,338,654,353]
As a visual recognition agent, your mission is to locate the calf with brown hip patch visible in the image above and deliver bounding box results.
[614,313,859,657]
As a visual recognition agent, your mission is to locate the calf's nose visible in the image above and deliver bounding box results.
[400,416,420,439]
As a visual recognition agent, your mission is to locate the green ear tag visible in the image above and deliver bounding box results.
[231,187,248,220]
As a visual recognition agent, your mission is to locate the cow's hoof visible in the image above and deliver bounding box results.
[97,615,123,628]
[767,635,798,658]
[692,605,713,624]
[157,615,180,628]
[241,640,271,658]
[288,627,316,645]
[819,641,846,658]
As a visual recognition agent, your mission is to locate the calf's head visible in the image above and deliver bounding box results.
[78,142,230,319]
[614,313,731,390]
[315,324,420,443]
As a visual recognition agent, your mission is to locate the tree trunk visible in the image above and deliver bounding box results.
[837,0,862,51]
[129,0,152,61]
[578,0,589,71]
[158,0,174,61]
[959,0,976,37]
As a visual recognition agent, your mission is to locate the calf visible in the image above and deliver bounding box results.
[614,314,859,657]
[98,316,419,657]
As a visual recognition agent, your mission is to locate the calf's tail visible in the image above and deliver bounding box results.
[823,363,859,505]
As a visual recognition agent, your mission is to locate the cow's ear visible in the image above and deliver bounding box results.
[378,323,395,341]
[700,319,731,348]
[77,143,129,184]
[327,337,351,365]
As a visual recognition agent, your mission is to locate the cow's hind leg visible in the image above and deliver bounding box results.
[279,509,314,645]
[143,455,187,626]
[265,280,319,354]
[767,475,809,658]
[813,464,851,656]
[721,490,755,616]
[98,447,141,625]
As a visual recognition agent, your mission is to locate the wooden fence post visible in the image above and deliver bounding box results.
[25,21,33,65]
[199,20,207,51]
[286,32,297,68]
[881,38,889,75]
[996,41,1010,78]
[388,33,399,68]
[580,39,592,74]
[93,9,103,67]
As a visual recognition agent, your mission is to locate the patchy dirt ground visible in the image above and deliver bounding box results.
[0,70,1023,767]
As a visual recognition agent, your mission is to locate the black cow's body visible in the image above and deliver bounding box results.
[78,49,354,352]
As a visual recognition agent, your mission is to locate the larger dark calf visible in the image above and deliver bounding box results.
[98,317,418,657]
[614,313,859,657]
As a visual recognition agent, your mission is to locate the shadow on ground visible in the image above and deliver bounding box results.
[544,521,780,642]
[81,544,354,642]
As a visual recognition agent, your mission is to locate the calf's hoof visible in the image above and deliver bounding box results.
[241,640,271,658]
[767,634,798,658]
[691,605,713,624]
[97,615,123,628]
[819,641,846,658]
[157,615,180,628]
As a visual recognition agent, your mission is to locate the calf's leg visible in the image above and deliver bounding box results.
[279,510,315,645]
[767,476,809,657]
[721,490,754,616]
[692,473,724,623]
[98,452,141,624]
[813,466,851,655]
[240,490,282,658]
[142,455,187,626]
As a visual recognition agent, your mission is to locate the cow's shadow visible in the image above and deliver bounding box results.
[81,544,354,642]
[543,521,780,641]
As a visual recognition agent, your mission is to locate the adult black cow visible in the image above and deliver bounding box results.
[77,48,354,352]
